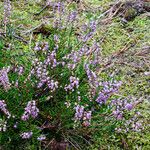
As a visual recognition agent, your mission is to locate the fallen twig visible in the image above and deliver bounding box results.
[13,34,29,44]
[34,5,49,15]
[21,22,44,35]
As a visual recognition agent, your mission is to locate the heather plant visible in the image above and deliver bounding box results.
[3,0,11,35]
[0,1,146,149]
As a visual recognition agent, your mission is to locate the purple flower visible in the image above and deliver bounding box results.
[125,103,133,111]
[83,111,92,126]
[20,131,33,139]
[113,110,123,120]
[0,100,11,118]
[37,135,46,141]
[75,105,84,120]
[81,21,97,42]
[96,93,109,105]
[65,76,79,91]
[84,64,99,88]
[14,66,24,75]
[90,21,96,32]
[52,2,65,14]
[0,68,11,91]
[13,122,18,128]
[3,0,11,26]
[81,24,88,32]
[54,34,59,42]
[96,81,122,105]
[34,42,49,51]
[68,11,77,22]
[21,101,39,121]
[31,55,58,91]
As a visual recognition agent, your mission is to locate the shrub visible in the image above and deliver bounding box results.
[0,1,144,149]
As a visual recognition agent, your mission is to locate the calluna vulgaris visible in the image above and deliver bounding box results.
[0,1,144,148]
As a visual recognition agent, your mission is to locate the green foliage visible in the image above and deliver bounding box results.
[0,0,149,149]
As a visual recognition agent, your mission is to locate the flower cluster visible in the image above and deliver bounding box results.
[34,42,49,51]
[115,111,144,133]
[52,2,65,28]
[20,131,33,139]
[0,100,11,118]
[111,98,134,120]
[75,105,84,121]
[52,1,65,14]
[63,46,91,70]
[44,51,58,68]
[85,64,99,88]
[30,57,58,91]
[90,42,102,65]
[21,101,39,121]
[37,135,46,141]
[82,21,97,42]
[110,97,144,133]
[63,41,101,71]
[74,105,92,127]
[0,67,11,91]
[65,76,79,91]
[96,81,122,105]
[68,11,77,22]
[14,66,24,76]
[82,111,92,127]
[3,0,11,27]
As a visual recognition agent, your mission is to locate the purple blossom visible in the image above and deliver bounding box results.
[3,0,11,26]
[65,76,79,91]
[53,2,64,14]
[18,66,24,75]
[68,11,77,22]
[81,24,88,32]
[113,110,123,120]
[85,64,99,88]
[74,105,84,120]
[54,34,59,42]
[34,42,49,51]
[96,93,109,105]
[34,43,41,51]
[96,81,122,105]
[44,51,57,68]
[37,135,46,141]
[118,111,144,133]
[0,68,11,91]
[13,122,18,128]
[90,21,97,32]
[0,100,11,118]
[14,66,24,75]
[91,42,101,65]
[20,131,33,139]
[74,105,92,126]
[83,111,92,126]
[125,103,133,111]
[63,46,97,70]
[52,2,65,28]
[133,122,142,131]
[81,21,97,42]
[21,100,39,121]
[31,56,58,91]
